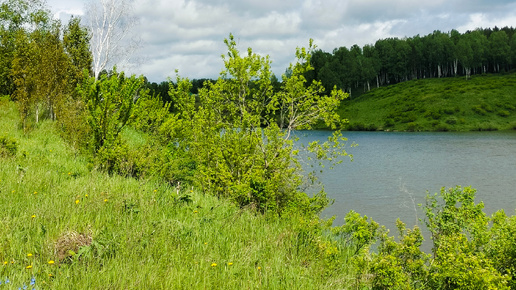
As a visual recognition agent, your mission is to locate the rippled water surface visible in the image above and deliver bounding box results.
[296,131,516,234]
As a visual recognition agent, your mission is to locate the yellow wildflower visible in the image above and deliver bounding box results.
[75,199,80,204]
[48,260,55,265]
[227,262,233,266]
[26,265,32,269]
[27,253,33,257]
[193,210,198,214]
[31,215,36,219]
[85,194,88,198]
[3,261,7,265]
[104,199,108,202]
[211,263,217,267]
[257,266,262,270]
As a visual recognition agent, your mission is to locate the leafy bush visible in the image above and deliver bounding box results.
[497,109,510,117]
[424,109,441,120]
[445,117,457,125]
[166,35,349,214]
[406,122,419,131]
[346,186,514,289]
[384,119,395,128]
[78,69,144,155]
[0,134,17,157]
[471,105,487,115]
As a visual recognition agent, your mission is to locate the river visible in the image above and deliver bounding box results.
[295,130,516,241]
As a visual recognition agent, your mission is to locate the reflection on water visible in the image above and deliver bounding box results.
[295,130,516,249]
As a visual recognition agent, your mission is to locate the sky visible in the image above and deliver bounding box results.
[47,0,516,82]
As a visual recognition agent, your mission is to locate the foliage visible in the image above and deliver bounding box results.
[371,221,430,289]
[0,133,17,157]
[342,186,515,289]
[168,34,349,214]
[340,73,516,131]
[78,69,143,155]
[309,26,516,95]
[0,106,357,288]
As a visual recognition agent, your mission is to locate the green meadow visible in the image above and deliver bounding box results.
[340,73,516,132]
[0,101,356,288]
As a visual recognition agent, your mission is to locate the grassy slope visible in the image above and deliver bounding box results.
[0,102,355,289]
[339,73,516,131]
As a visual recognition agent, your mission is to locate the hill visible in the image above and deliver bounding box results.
[0,101,354,288]
[339,73,516,131]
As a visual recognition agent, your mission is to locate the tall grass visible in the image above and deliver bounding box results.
[0,102,357,288]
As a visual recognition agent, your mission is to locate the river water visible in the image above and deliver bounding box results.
[295,131,516,239]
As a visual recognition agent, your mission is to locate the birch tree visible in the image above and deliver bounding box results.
[84,0,140,79]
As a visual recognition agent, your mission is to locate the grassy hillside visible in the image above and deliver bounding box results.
[0,101,357,289]
[340,73,516,131]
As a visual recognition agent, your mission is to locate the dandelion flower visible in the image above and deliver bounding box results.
[211,263,217,267]
[104,199,108,202]
[75,199,80,204]
[193,210,198,214]
[257,266,262,270]
[31,215,36,219]
[85,194,88,198]
[33,191,37,194]
[204,242,207,245]
[27,253,32,257]
[48,260,54,265]
[3,261,7,265]
[26,265,32,269]
[227,262,233,266]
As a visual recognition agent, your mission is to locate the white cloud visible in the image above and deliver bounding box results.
[45,0,516,82]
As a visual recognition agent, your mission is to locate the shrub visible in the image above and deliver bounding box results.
[423,186,510,289]
[384,119,394,128]
[497,110,510,117]
[472,105,487,115]
[0,135,17,157]
[167,35,349,214]
[406,122,418,131]
[445,117,457,125]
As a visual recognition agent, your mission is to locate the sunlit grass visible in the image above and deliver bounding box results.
[0,102,357,288]
[340,73,516,131]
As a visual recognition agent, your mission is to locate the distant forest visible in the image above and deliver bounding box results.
[306,27,516,97]
[145,26,516,101]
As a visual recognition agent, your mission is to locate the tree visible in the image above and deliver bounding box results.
[168,35,349,214]
[488,30,511,72]
[63,16,93,84]
[78,69,143,154]
[0,0,49,95]
[84,0,140,79]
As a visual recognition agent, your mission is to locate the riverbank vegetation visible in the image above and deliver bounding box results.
[341,72,516,131]
[2,0,516,288]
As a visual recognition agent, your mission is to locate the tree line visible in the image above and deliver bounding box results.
[307,27,516,97]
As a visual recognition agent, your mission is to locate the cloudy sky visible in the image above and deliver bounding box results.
[47,0,516,82]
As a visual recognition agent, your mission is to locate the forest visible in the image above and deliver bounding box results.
[1,0,516,288]
[307,27,516,97]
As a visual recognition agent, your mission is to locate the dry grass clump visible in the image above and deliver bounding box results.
[54,231,93,262]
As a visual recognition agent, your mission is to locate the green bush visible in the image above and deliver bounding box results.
[445,117,457,125]
[471,105,487,115]
[166,35,349,214]
[406,122,418,131]
[497,109,510,117]
[0,134,17,157]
